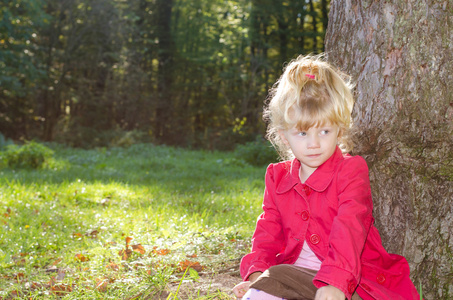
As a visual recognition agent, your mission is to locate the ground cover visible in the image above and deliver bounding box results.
[0,143,267,299]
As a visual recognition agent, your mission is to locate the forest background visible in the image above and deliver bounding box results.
[1,0,329,149]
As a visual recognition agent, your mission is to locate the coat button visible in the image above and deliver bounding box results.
[361,283,371,291]
[309,234,320,245]
[376,274,386,284]
[348,281,356,294]
[301,210,309,221]
[303,186,312,196]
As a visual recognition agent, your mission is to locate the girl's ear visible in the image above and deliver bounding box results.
[279,130,289,146]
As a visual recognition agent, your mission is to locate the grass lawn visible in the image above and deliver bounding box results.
[0,143,267,299]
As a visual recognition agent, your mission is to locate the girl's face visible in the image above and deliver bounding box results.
[280,123,339,182]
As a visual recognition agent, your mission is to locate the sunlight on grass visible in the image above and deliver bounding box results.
[0,144,266,299]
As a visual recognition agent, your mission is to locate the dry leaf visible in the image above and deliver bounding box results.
[73,233,83,238]
[95,279,109,292]
[106,262,119,270]
[75,254,89,262]
[30,282,44,290]
[178,260,203,272]
[153,248,170,256]
[51,284,72,296]
[132,244,145,254]
[88,230,99,238]
[118,249,132,260]
[125,236,133,248]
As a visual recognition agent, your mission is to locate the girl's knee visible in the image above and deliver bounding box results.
[241,288,285,300]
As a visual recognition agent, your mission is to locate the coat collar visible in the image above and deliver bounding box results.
[276,146,344,194]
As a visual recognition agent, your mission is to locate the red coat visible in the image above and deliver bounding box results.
[240,147,420,300]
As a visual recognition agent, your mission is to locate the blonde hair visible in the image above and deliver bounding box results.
[264,54,355,160]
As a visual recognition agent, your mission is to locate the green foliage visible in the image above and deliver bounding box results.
[3,141,54,169]
[55,126,152,148]
[234,136,279,166]
[0,0,330,149]
[0,133,13,149]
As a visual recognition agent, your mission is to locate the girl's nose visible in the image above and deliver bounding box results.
[307,135,320,148]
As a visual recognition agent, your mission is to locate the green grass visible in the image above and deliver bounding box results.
[0,143,266,299]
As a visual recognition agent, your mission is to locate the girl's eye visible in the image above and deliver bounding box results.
[297,132,307,136]
[320,130,330,135]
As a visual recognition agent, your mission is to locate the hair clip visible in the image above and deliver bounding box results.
[305,74,315,79]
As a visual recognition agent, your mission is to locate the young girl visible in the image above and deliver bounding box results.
[233,55,420,300]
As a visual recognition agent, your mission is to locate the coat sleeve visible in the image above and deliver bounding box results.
[313,156,374,299]
[239,164,286,281]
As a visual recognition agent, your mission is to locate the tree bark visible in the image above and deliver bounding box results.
[326,1,453,299]
[308,0,318,53]
[155,0,175,142]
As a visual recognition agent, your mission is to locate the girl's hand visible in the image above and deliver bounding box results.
[314,285,345,300]
[232,272,263,299]
[232,281,251,298]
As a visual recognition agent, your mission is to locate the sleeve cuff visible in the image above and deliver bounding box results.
[242,262,270,281]
[313,265,359,299]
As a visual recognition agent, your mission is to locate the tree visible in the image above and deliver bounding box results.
[0,0,48,139]
[326,1,453,299]
[154,0,175,142]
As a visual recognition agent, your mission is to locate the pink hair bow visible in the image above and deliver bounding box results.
[305,74,315,79]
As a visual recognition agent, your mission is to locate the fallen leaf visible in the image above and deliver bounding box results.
[132,244,145,254]
[153,248,170,256]
[30,282,44,290]
[95,279,109,292]
[186,254,197,258]
[104,241,117,247]
[118,249,132,260]
[125,236,133,248]
[72,232,83,238]
[106,262,119,270]
[51,284,72,296]
[178,260,203,272]
[87,230,99,238]
[15,273,25,280]
[75,254,89,262]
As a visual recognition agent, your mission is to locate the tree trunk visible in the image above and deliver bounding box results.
[320,0,328,52]
[155,0,175,142]
[308,0,318,53]
[326,1,453,299]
